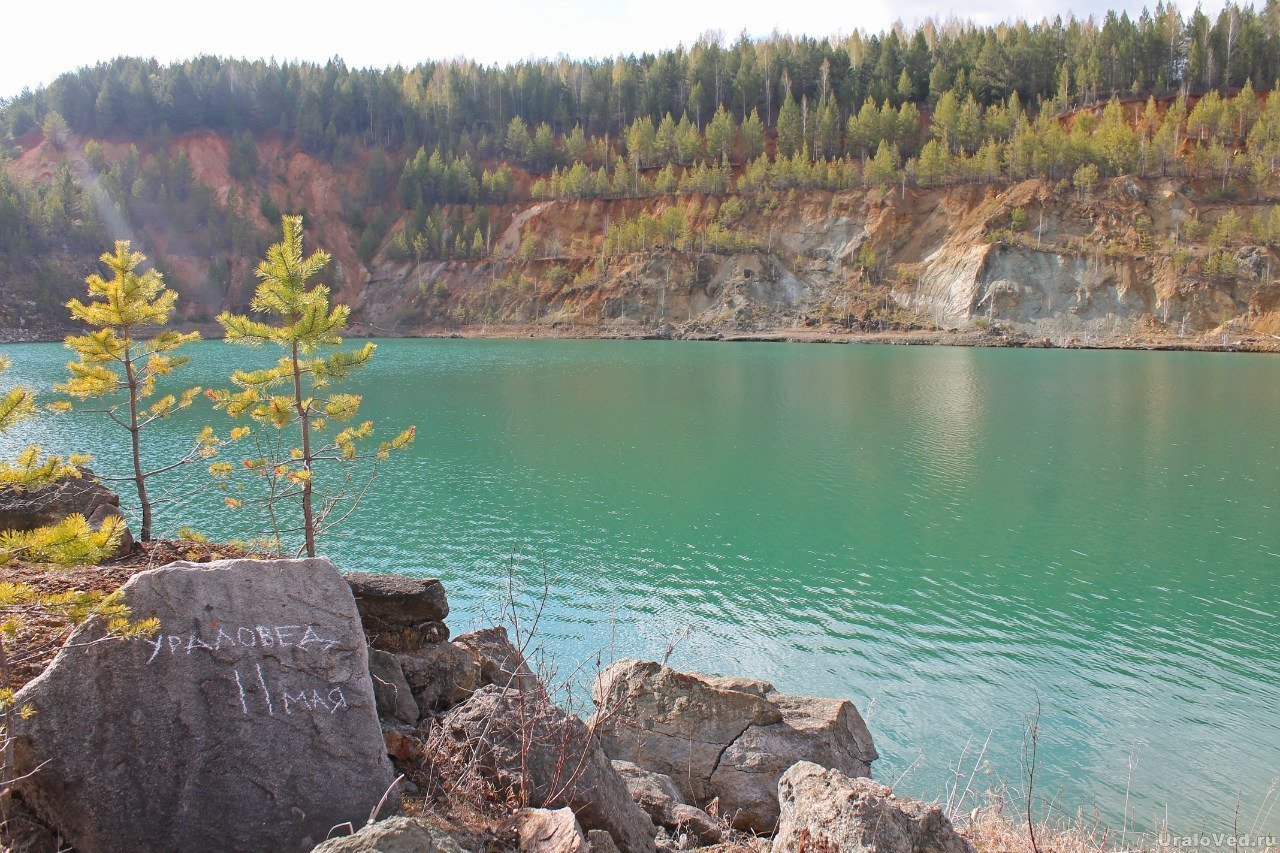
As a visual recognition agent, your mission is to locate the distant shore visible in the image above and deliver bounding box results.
[358,322,1280,353]
[5,323,1279,353]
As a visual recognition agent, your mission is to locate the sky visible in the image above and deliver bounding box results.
[0,0,1230,100]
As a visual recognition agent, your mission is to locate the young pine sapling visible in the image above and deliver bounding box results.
[209,216,414,557]
[55,242,219,542]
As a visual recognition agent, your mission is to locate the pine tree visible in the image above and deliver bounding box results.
[0,359,97,520]
[505,117,532,163]
[777,90,804,158]
[675,115,702,165]
[1246,88,1280,173]
[896,102,921,156]
[565,125,587,164]
[531,123,557,172]
[955,95,985,154]
[741,109,766,160]
[1142,96,1161,137]
[849,99,882,159]
[1096,97,1139,175]
[915,139,950,186]
[864,142,901,187]
[687,82,705,129]
[1187,91,1226,142]
[56,242,213,542]
[1073,163,1100,197]
[896,69,916,104]
[656,114,678,164]
[932,91,960,152]
[210,217,414,557]
[626,116,657,171]
[815,98,842,159]
[706,106,737,162]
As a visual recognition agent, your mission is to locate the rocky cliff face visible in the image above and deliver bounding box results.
[7,132,1279,348]
[361,180,1280,347]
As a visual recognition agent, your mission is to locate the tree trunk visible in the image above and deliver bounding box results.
[124,348,151,542]
[291,342,316,558]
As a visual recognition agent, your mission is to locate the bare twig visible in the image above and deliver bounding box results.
[1022,697,1042,853]
[368,774,405,826]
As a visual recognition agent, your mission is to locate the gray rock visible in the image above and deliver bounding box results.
[591,662,876,834]
[369,648,419,725]
[610,760,721,846]
[452,626,541,694]
[0,466,131,558]
[396,642,478,713]
[611,760,684,823]
[710,693,876,833]
[346,573,450,622]
[1235,246,1268,280]
[587,829,623,853]
[690,672,775,699]
[591,660,780,805]
[772,762,974,853]
[347,573,449,652]
[668,804,723,845]
[1121,178,1147,200]
[312,816,465,852]
[515,807,590,852]
[441,685,656,853]
[8,557,396,853]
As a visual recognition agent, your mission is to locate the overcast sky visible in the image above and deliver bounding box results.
[0,0,1229,100]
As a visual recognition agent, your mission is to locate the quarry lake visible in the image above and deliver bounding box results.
[3,338,1278,832]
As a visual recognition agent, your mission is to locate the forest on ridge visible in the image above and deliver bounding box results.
[2,2,1280,338]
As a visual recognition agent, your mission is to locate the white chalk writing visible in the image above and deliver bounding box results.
[234,668,249,714]
[140,622,352,720]
[225,665,350,717]
[255,663,276,715]
[143,624,339,664]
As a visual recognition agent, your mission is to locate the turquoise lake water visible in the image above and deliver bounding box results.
[2,338,1277,833]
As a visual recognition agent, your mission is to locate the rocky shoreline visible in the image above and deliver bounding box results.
[5,321,1278,353]
[361,322,1280,353]
[1,555,977,853]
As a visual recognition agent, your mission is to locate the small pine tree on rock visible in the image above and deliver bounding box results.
[55,241,216,542]
[209,216,414,557]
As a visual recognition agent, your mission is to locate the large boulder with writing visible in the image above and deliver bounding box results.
[591,660,876,834]
[7,557,396,853]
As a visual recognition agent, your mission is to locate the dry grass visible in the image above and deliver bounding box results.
[962,794,1122,853]
[954,780,1280,853]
